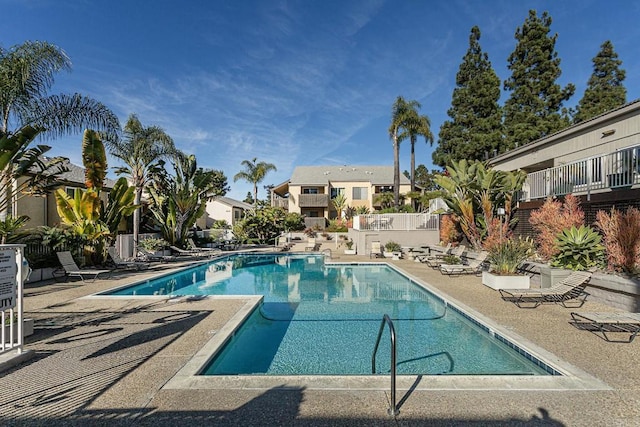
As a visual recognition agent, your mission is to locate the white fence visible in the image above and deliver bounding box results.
[1,245,27,357]
[525,145,640,200]
[353,213,439,231]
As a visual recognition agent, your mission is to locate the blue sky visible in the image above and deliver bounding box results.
[3,0,640,200]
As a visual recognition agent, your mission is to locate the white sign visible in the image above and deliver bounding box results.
[0,248,17,310]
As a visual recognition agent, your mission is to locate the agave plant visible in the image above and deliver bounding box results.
[551,225,604,271]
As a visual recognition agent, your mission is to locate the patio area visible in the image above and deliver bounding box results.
[1,254,639,426]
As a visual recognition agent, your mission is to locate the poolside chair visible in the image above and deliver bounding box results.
[107,247,150,271]
[188,238,222,253]
[499,270,592,309]
[425,245,466,269]
[415,243,452,263]
[305,237,321,252]
[370,241,383,258]
[56,251,112,283]
[169,245,209,258]
[570,311,640,343]
[138,248,176,262]
[439,251,488,276]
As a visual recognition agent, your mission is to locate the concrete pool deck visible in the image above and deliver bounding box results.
[1,254,639,425]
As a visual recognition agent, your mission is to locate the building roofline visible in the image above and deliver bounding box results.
[489,99,640,165]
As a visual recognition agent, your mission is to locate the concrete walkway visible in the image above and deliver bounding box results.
[1,254,639,426]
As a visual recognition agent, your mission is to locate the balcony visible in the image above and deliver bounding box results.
[298,194,329,207]
[523,145,640,201]
[272,196,289,209]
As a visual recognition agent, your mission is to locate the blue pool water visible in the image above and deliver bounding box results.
[105,253,552,376]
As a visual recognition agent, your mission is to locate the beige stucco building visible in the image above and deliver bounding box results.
[271,165,412,225]
[197,196,253,229]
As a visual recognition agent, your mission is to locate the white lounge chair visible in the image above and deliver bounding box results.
[499,270,592,309]
[439,251,488,276]
[370,241,383,258]
[56,251,112,282]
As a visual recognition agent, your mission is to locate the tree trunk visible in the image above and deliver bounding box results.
[393,134,400,208]
[133,188,142,256]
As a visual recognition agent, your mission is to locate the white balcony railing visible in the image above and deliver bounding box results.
[524,145,640,200]
[353,213,438,231]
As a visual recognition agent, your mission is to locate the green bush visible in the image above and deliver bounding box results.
[384,241,402,252]
[551,225,604,271]
[487,237,534,275]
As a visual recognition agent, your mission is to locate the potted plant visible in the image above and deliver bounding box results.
[139,237,169,256]
[344,239,356,255]
[384,241,402,258]
[482,237,534,290]
[3,313,34,339]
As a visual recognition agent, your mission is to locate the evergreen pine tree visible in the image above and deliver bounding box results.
[503,10,575,149]
[574,40,627,123]
[433,26,502,167]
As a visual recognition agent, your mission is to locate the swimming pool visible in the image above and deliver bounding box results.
[104,253,555,377]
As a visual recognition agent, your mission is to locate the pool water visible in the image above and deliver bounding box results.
[106,253,551,376]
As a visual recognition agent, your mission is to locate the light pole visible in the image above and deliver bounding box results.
[497,207,506,243]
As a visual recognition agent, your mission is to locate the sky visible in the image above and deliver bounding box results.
[2,0,640,201]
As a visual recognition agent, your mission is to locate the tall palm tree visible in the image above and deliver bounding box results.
[0,40,120,218]
[402,108,433,192]
[388,96,420,208]
[109,114,176,252]
[234,157,277,206]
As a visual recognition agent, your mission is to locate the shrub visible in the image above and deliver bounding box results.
[326,219,348,232]
[440,214,460,245]
[139,237,169,251]
[595,207,640,273]
[384,241,402,252]
[345,239,354,250]
[529,195,584,261]
[441,254,461,264]
[487,237,534,275]
[551,225,603,271]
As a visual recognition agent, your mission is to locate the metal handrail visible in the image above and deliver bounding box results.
[371,314,398,416]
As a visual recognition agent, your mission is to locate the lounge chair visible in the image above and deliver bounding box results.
[370,241,383,258]
[305,237,321,252]
[499,270,592,309]
[570,311,640,343]
[169,245,209,258]
[107,247,149,271]
[56,251,112,282]
[188,238,222,253]
[138,248,176,262]
[425,245,465,269]
[415,243,452,263]
[439,251,488,276]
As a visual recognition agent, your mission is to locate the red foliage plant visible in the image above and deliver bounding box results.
[528,195,584,261]
[482,217,512,253]
[595,207,640,273]
[440,214,460,245]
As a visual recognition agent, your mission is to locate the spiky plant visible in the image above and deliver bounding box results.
[551,225,604,271]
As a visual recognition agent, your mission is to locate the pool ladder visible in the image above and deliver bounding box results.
[371,314,398,416]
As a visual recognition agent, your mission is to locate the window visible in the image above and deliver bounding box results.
[352,187,368,200]
[375,185,393,193]
[330,187,345,198]
[65,187,77,198]
[302,188,318,194]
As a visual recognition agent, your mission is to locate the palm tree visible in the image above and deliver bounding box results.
[109,114,176,253]
[402,109,433,192]
[0,40,120,218]
[234,158,277,206]
[388,96,420,208]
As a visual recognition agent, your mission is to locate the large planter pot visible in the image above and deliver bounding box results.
[540,265,573,288]
[482,271,530,290]
[3,318,34,340]
[344,249,356,255]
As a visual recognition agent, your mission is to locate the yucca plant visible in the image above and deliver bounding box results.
[551,225,604,271]
[487,236,534,275]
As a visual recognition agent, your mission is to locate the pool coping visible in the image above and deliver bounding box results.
[142,259,611,392]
